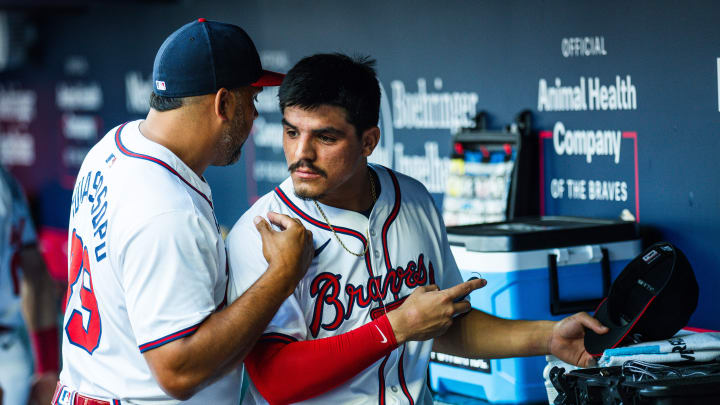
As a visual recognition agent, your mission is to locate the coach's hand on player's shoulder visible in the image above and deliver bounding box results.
[386,278,487,344]
[254,212,314,292]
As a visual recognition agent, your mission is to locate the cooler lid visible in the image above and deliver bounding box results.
[447,216,639,252]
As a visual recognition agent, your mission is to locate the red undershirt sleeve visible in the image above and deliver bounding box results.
[245,314,398,405]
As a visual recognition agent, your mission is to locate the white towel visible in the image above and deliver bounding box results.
[599,331,720,367]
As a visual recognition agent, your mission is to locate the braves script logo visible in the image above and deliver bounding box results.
[308,253,435,337]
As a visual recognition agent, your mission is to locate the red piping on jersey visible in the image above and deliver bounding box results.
[260,332,298,344]
[216,259,230,311]
[377,354,390,405]
[378,167,415,404]
[398,345,414,405]
[114,122,213,209]
[274,186,374,278]
[138,323,200,353]
[274,186,366,240]
[381,168,401,273]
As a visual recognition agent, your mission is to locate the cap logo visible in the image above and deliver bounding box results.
[642,249,659,264]
[155,81,166,91]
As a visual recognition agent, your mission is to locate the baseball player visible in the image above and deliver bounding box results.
[226,53,608,404]
[55,19,313,405]
[0,166,59,405]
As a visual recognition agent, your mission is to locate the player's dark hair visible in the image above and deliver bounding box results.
[279,53,380,136]
[149,92,184,111]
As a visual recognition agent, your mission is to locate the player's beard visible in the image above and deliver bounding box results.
[216,102,249,166]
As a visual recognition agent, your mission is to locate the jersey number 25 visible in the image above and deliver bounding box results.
[64,230,102,354]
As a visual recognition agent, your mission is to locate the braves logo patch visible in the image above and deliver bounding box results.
[308,253,435,337]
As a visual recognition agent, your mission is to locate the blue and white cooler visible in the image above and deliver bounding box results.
[429,216,641,404]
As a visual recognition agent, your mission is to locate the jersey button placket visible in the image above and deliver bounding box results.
[387,388,400,405]
[367,221,381,264]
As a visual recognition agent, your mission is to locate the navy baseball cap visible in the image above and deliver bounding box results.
[152,18,284,97]
[584,242,699,356]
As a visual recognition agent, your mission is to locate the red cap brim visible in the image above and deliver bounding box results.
[251,70,285,87]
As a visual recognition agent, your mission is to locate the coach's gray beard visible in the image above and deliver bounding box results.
[217,102,248,166]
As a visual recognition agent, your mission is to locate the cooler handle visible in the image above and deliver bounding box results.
[548,248,610,315]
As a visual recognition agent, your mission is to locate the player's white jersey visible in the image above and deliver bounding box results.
[227,164,463,405]
[59,120,241,405]
[0,167,37,329]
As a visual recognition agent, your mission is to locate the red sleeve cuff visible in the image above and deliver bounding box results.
[375,312,398,347]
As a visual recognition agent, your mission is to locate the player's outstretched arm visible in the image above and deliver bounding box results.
[143,212,314,400]
[242,277,486,403]
[19,246,60,405]
[433,309,608,367]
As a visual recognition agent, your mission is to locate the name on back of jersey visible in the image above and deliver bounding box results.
[71,168,108,262]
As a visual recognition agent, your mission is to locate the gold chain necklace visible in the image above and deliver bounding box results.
[313,170,376,257]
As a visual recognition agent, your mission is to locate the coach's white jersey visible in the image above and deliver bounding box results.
[227,165,463,405]
[59,121,241,405]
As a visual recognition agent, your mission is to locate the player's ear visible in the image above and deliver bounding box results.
[360,126,380,157]
[213,88,231,121]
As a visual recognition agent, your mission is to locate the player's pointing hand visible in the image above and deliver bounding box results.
[386,277,487,344]
[254,212,314,294]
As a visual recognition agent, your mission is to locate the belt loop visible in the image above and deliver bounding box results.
[51,382,64,405]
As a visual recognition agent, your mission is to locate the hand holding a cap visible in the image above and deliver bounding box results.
[547,312,609,367]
